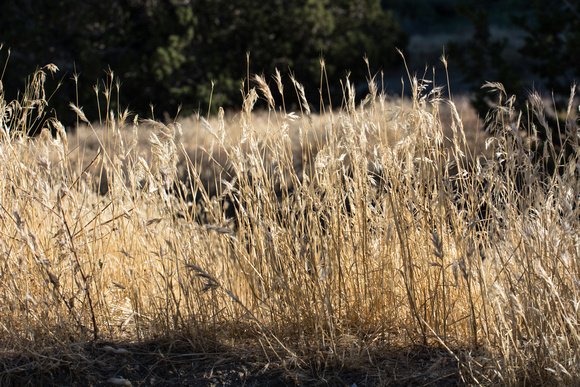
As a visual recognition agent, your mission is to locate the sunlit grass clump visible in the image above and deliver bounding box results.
[0,58,579,385]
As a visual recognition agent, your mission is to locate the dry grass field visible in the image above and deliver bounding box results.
[0,59,579,386]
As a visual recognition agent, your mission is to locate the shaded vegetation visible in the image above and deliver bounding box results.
[0,0,406,127]
[449,0,580,173]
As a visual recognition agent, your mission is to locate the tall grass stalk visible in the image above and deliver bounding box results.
[0,55,579,385]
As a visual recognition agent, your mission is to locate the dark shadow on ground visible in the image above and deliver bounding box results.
[0,339,466,386]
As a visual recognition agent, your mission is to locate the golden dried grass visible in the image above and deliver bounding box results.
[0,58,579,386]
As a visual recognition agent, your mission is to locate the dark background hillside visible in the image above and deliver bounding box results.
[0,0,578,131]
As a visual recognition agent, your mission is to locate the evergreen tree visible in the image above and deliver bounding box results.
[0,0,407,124]
[449,0,580,173]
